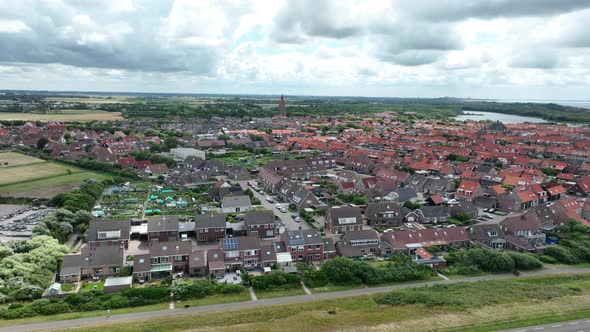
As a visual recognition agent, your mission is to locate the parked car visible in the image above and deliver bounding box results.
[291,214,298,219]
[279,207,287,213]
[266,197,275,203]
[294,217,301,222]
[488,208,495,213]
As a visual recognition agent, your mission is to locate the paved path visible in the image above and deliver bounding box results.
[501,318,590,332]
[248,287,257,301]
[302,282,312,295]
[4,268,590,332]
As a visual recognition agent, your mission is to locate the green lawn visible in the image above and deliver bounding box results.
[366,275,445,288]
[60,284,75,292]
[0,292,248,328]
[80,282,104,292]
[255,287,306,299]
[175,292,251,307]
[59,274,590,332]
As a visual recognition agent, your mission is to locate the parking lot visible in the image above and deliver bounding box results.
[0,204,53,242]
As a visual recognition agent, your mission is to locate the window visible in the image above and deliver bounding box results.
[139,258,144,264]
[266,230,274,237]
[216,233,224,240]
[298,246,304,252]
[199,234,207,241]
[291,247,297,252]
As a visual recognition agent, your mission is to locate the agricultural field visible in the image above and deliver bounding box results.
[0,110,124,122]
[44,96,133,104]
[0,152,111,198]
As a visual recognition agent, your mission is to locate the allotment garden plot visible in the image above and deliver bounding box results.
[97,183,149,219]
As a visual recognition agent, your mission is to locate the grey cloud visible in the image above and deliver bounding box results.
[510,50,560,69]
[402,0,590,22]
[270,0,363,43]
[378,50,444,66]
[0,1,220,74]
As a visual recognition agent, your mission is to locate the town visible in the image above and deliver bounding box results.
[1,93,590,313]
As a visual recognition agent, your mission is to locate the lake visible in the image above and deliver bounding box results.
[454,111,547,124]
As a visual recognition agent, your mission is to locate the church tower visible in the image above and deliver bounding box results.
[279,95,286,117]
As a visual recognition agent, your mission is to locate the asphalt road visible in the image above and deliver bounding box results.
[236,180,311,231]
[4,268,590,332]
[502,319,590,332]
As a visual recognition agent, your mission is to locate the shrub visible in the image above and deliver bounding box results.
[170,279,212,300]
[505,252,543,270]
[251,271,301,291]
[545,246,580,265]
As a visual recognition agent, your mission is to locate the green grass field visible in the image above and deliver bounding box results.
[56,274,590,332]
[0,152,111,198]
[255,287,306,299]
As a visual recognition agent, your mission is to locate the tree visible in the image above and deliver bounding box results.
[36,137,49,150]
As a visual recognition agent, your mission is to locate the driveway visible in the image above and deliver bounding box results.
[4,267,590,332]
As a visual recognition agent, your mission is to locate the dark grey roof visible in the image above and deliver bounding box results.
[365,202,402,219]
[221,195,252,208]
[323,237,336,252]
[150,241,191,257]
[133,253,151,273]
[420,205,449,218]
[244,210,275,226]
[189,250,207,268]
[87,219,130,242]
[195,214,226,228]
[207,249,225,270]
[395,188,418,202]
[284,230,323,246]
[341,230,379,241]
[260,245,277,262]
[60,254,81,276]
[220,236,260,251]
[80,246,124,268]
[328,206,362,226]
[148,215,180,232]
[455,202,478,214]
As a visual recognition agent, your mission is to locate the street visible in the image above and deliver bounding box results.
[236,180,312,232]
[3,268,590,332]
[502,319,590,332]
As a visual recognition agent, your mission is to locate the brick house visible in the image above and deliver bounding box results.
[281,230,324,263]
[326,206,363,234]
[194,213,226,243]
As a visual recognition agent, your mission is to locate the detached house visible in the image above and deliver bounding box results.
[221,195,252,213]
[326,206,363,234]
[455,180,481,201]
[365,202,403,227]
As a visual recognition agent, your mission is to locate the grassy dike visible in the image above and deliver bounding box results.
[59,274,590,332]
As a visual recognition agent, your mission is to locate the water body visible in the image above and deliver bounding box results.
[454,111,547,124]
[498,99,590,109]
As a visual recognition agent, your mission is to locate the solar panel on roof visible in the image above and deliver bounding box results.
[223,238,237,250]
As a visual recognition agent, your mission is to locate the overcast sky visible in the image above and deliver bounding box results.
[1,0,590,99]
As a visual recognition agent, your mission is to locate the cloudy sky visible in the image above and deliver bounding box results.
[1,0,590,99]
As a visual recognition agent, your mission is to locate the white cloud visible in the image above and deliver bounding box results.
[0,0,589,99]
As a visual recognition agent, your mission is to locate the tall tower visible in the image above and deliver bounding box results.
[279,95,286,117]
